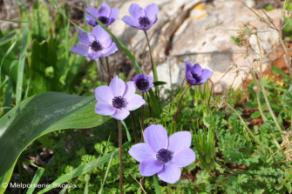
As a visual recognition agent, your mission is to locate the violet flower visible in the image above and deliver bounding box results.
[71,26,118,60]
[185,61,213,85]
[95,76,145,120]
[129,125,196,184]
[133,74,153,93]
[86,3,119,27]
[122,3,159,31]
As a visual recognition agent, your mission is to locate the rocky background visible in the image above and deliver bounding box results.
[1,0,291,93]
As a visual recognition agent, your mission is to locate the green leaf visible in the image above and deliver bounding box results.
[153,81,167,86]
[148,90,162,118]
[16,26,30,105]
[26,167,45,194]
[0,92,106,193]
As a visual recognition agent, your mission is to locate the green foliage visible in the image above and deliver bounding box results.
[0,93,106,193]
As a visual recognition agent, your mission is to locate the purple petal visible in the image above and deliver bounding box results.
[95,86,113,104]
[139,160,163,176]
[172,148,196,167]
[95,102,115,116]
[88,49,102,60]
[109,8,119,23]
[97,3,111,17]
[129,3,145,18]
[86,7,99,18]
[129,143,155,162]
[200,69,213,83]
[185,61,193,72]
[158,164,181,184]
[168,131,192,153]
[86,15,97,26]
[109,76,126,96]
[71,44,89,57]
[144,125,168,152]
[127,94,145,111]
[92,26,111,47]
[123,81,136,99]
[78,30,92,45]
[191,64,203,76]
[122,16,140,29]
[112,109,130,120]
[185,71,196,85]
[145,3,159,23]
[99,42,118,57]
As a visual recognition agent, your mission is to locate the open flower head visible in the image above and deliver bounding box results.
[185,61,213,85]
[133,74,153,93]
[122,3,159,31]
[86,3,118,27]
[71,26,118,60]
[129,125,196,184]
[95,76,145,120]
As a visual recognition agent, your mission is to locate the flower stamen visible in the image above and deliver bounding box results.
[112,96,127,109]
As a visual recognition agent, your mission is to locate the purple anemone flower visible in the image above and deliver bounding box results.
[122,3,159,31]
[133,74,153,93]
[129,125,196,184]
[95,76,145,120]
[86,3,119,27]
[71,26,118,60]
[185,61,213,85]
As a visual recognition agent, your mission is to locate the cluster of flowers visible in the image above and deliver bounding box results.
[72,2,213,184]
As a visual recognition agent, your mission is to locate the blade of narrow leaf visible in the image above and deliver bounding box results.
[26,167,45,194]
[97,21,142,73]
[148,89,162,118]
[0,166,14,194]
[83,175,90,194]
[0,40,17,81]
[153,176,162,194]
[98,152,115,194]
[38,151,118,194]
[0,31,16,46]
[16,26,30,105]
[0,92,107,193]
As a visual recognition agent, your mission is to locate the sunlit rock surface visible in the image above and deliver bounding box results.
[110,0,282,91]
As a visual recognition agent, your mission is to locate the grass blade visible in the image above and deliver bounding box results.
[16,26,30,105]
[26,167,45,194]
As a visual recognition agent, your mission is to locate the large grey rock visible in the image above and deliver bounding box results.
[168,0,281,89]
[109,0,282,91]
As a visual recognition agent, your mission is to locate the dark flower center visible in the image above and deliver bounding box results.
[91,41,103,52]
[156,149,173,163]
[192,73,202,82]
[112,96,127,109]
[138,17,151,27]
[98,16,109,24]
[136,78,150,91]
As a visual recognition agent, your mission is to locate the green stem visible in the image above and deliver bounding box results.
[117,121,124,194]
[98,58,105,81]
[144,31,158,82]
[105,57,111,83]
[259,81,283,132]
[121,120,131,142]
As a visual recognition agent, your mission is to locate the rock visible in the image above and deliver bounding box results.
[113,0,282,90]
[167,0,281,89]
